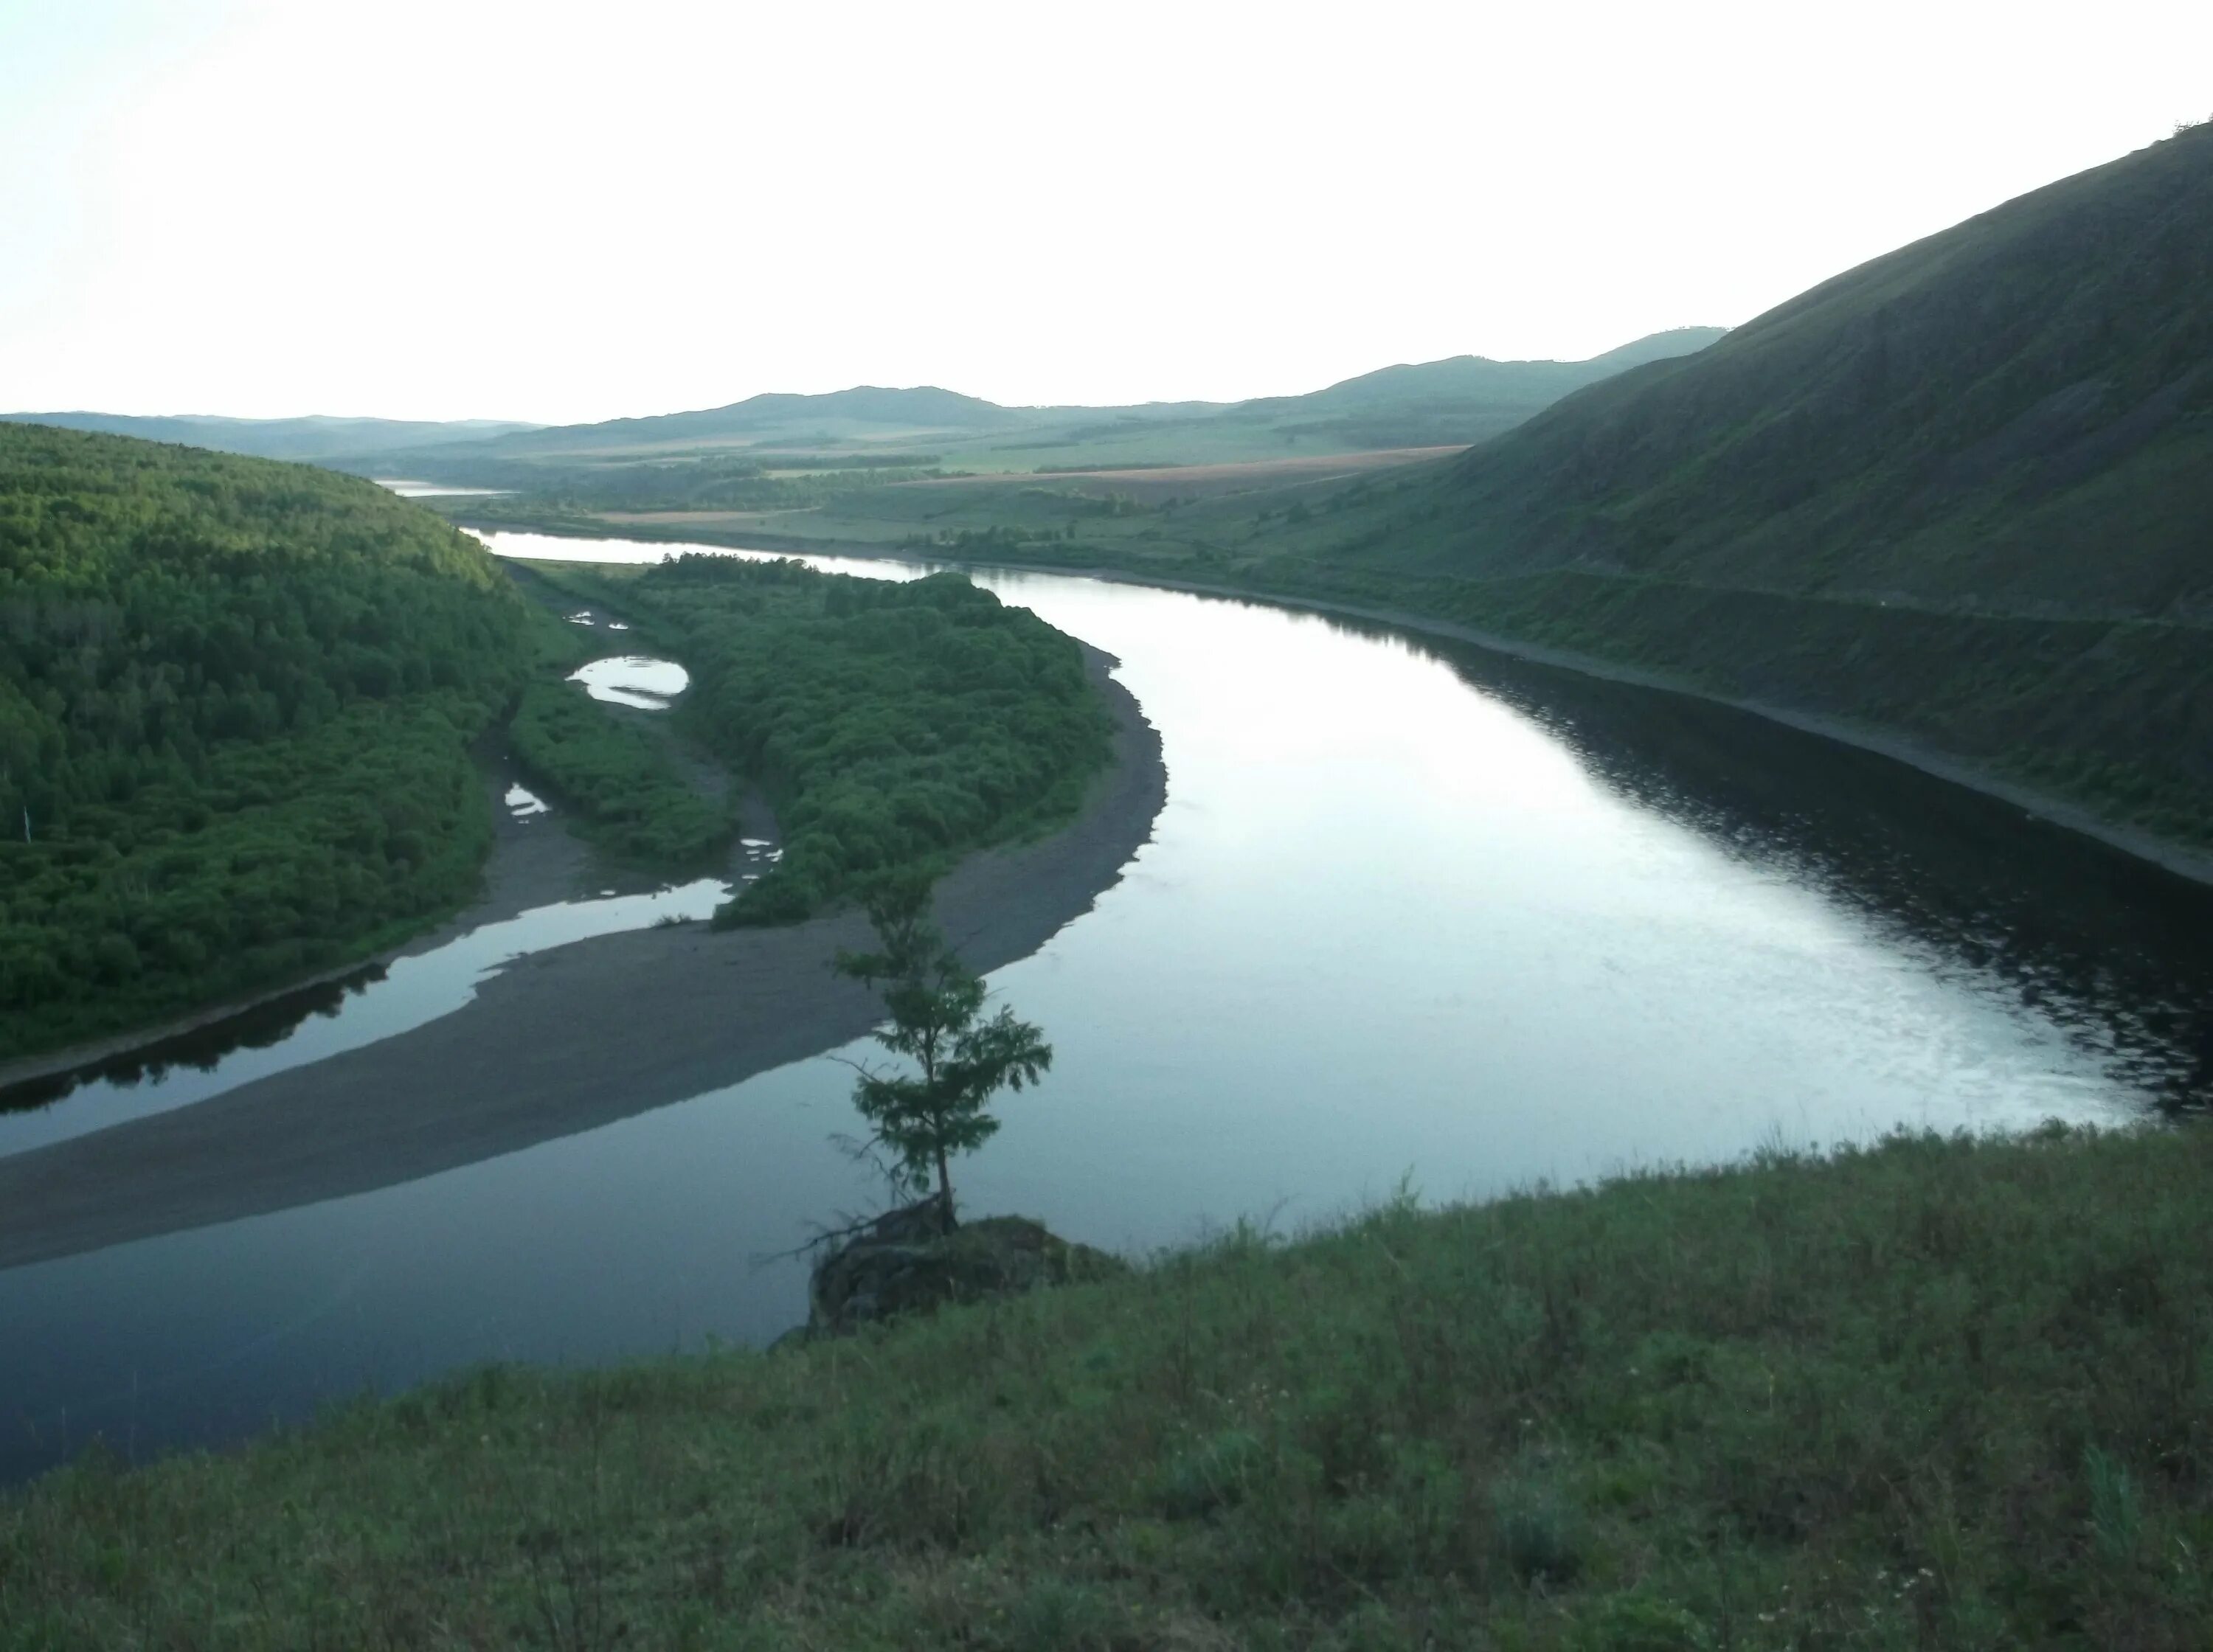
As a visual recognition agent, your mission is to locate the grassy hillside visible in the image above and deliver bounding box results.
[4,1123,2207,1647]
[0,424,533,1062]
[1378,129,2213,617]
[519,558,1113,924]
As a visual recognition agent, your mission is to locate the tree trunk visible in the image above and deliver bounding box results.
[935,1146,955,1231]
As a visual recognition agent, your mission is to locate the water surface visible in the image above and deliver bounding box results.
[0,877,729,1159]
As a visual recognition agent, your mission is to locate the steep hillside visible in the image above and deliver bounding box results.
[1396,128,2213,619]
[0,425,532,1062]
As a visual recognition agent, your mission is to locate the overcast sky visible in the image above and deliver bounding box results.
[4,0,2207,425]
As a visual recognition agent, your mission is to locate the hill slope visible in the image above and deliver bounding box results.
[1385,127,2212,620]
[0,425,532,1062]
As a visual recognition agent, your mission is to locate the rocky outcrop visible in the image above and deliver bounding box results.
[800,1201,1126,1339]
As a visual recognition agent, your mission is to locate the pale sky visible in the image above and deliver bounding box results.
[3,0,2207,425]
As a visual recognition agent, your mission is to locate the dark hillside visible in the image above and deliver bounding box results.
[1399,125,2213,619]
[0,425,532,1061]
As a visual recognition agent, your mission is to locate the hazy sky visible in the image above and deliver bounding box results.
[4,0,2207,424]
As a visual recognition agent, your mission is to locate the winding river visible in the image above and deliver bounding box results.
[3,531,2208,1482]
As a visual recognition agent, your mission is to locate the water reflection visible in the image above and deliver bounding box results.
[0,878,731,1157]
[373,479,510,498]
[568,655,689,710]
[1402,633,2213,1114]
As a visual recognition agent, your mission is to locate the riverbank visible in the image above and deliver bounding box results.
[454,511,2213,890]
[0,648,1163,1270]
[0,761,594,1100]
[7,1121,2206,1646]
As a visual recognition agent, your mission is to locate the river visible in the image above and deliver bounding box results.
[2,531,2206,1482]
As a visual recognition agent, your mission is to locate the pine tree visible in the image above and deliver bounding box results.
[833,876,1052,1228]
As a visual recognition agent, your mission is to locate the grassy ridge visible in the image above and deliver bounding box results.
[524,557,1113,925]
[4,1124,2207,1647]
[0,425,532,1062]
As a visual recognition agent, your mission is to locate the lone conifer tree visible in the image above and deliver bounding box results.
[833,877,1051,1227]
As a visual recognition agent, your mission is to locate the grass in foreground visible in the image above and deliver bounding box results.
[4,1123,2209,1648]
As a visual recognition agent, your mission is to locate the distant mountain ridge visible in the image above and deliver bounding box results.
[1252,328,1728,417]
[347,327,1728,474]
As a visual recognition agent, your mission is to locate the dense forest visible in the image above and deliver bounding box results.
[0,425,532,1062]
[508,676,732,867]
[528,558,1112,924]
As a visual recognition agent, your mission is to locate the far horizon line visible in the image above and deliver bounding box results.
[1,323,1732,434]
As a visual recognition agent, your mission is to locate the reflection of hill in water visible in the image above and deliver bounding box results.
[0,968,384,1117]
[1316,612,2212,1114]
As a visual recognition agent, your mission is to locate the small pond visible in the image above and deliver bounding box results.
[569,656,689,710]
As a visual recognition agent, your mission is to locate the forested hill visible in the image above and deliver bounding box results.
[0,424,532,1062]
[1398,125,2213,616]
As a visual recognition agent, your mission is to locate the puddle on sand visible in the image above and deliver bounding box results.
[0,878,731,1158]
[569,656,689,711]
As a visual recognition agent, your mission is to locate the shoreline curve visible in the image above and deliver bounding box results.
[0,648,1166,1272]
[538,517,2209,890]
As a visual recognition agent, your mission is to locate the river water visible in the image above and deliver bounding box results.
[3,531,2207,1481]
